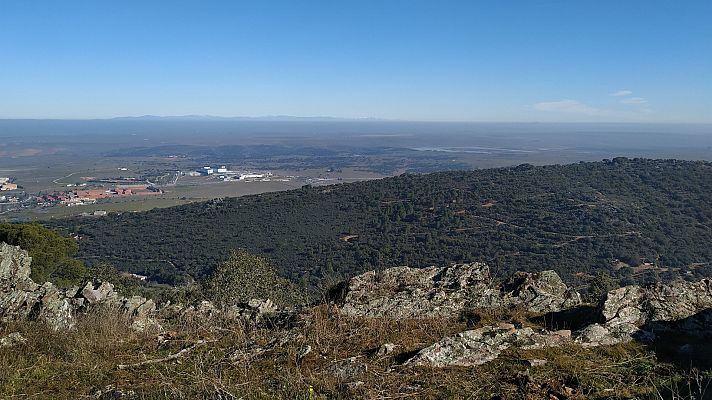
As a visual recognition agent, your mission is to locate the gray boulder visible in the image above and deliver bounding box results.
[36,282,75,330]
[169,298,293,329]
[645,279,712,322]
[500,270,582,313]
[123,296,158,332]
[405,323,572,367]
[81,281,118,304]
[326,357,368,381]
[0,243,74,329]
[0,242,35,290]
[0,242,159,331]
[340,263,493,319]
[576,279,712,346]
[338,263,581,319]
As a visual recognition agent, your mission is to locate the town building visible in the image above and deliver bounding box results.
[239,173,265,180]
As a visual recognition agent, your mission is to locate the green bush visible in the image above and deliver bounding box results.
[205,249,306,307]
[587,272,618,301]
[0,223,88,285]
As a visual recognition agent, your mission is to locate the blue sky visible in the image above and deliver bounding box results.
[1,0,711,122]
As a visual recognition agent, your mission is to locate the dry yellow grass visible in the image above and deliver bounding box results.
[0,304,709,399]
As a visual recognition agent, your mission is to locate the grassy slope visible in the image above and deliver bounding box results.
[1,305,710,399]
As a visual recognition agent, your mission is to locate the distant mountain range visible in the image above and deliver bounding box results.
[110,115,388,122]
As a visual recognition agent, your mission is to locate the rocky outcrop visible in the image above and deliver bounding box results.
[336,261,711,367]
[339,263,494,319]
[0,242,33,286]
[4,239,711,372]
[173,298,292,329]
[500,270,581,313]
[577,279,712,346]
[326,357,369,381]
[646,279,712,322]
[0,242,159,331]
[123,296,159,331]
[339,263,581,319]
[405,323,572,367]
[0,242,77,329]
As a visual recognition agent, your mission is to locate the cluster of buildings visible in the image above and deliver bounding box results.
[40,185,163,207]
[0,177,17,191]
[197,165,230,176]
[186,166,271,181]
[78,210,108,217]
[0,195,17,204]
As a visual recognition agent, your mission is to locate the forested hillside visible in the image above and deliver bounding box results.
[48,158,712,288]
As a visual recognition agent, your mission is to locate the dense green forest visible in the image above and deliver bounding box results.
[48,158,712,289]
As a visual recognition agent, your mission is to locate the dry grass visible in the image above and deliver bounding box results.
[0,305,709,399]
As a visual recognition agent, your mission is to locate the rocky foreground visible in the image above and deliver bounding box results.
[1,242,712,398]
[2,241,712,363]
[336,259,712,365]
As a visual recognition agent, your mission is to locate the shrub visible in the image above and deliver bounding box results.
[0,223,88,285]
[204,249,306,307]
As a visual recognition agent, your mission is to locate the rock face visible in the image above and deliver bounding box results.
[339,263,581,319]
[0,242,158,331]
[405,323,572,367]
[339,263,493,319]
[0,242,33,286]
[4,239,711,372]
[500,270,581,313]
[337,261,712,367]
[0,242,76,329]
[174,298,289,328]
[577,279,712,346]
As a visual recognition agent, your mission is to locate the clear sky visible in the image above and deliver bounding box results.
[1,0,711,122]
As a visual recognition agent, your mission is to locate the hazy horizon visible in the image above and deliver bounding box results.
[1,115,712,127]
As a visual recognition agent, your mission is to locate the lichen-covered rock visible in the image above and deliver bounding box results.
[0,243,72,328]
[576,279,712,346]
[405,324,572,367]
[500,270,582,313]
[0,242,159,331]
[600,286,646,325]
[339,263,580,319]
[0,285,42,323]
[36,282,75,330]
[645,279,712,322]
[376,343,396,356]
[326,357,368,381]
[340,263,493,319]
[81,281,118,304]
[247,298,277,315]
[576,323,650,347]
[167,298,295,330]
[123,296,159,332]
[0,242,36,290]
